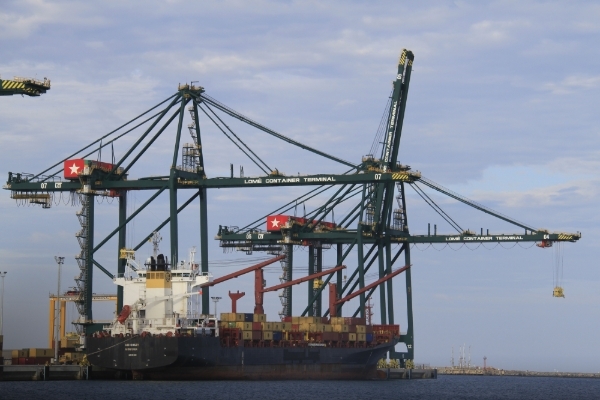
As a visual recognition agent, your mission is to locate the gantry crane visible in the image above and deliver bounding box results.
[4,50,580,366]
[1,76,50,96]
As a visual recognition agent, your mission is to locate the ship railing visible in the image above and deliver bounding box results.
[136,317,177,329]
[115,272,144,281]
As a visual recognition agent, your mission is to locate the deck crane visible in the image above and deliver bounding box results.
[0,75,50,96]
[4,51,580,368]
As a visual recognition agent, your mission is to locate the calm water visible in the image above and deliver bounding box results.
[1,375,599,400]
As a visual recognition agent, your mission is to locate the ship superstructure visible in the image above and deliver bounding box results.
[108,248,212,338]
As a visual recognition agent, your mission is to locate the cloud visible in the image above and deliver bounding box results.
[541,75,600,94]
[467,19,530,46]
[0,0,106,39]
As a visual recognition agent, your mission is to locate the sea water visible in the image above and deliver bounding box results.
[1,375,599,400]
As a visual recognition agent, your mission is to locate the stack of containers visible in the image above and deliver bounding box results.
[220,313,384,345]
[11,348,53,365]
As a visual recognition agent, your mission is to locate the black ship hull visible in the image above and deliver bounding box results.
[87,335,395,380]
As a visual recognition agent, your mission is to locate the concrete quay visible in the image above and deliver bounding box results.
[438,367,600,379]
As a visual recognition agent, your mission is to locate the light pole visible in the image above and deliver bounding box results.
[0,271,7,336]
[211,296,221,318]
[54,256,64,363]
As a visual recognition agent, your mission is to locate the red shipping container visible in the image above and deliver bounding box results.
[366,325,373,334]
[291,324,300,332]
[340,333,349,342]
[11,358,18,365]
[251,331,262,341]
[321,317,329,324]
[348,325,357,333]
[283,316,293,323]
[252,322,262,330]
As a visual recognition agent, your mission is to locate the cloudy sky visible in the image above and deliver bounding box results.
[1,1,599,372]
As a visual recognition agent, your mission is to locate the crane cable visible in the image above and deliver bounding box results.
[553,242,565,298]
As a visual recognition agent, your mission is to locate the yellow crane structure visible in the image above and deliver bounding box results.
[48,292,116,348]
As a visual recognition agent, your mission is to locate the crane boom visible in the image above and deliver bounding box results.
[200,255,285,287]
[0,76,51,96]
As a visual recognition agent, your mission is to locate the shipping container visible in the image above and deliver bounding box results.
[291,324,299,332]
[357,333,366,342]
[282,322,292,331]
[344,317,366,325]
[18,349,29,357]
[356,325,366,334]
[332,324,349,333]
[299,323,311,331]
[373,324,400,336]
[291,316,300,324]
[31,357,52,365]
[30,348,53,358]
[300,316,319,324]
[252,322,262,330]
[340,333,349,341]
[349,333,357,342]
[242,331,252,340]
[272,331,283,341]
[261,322,273,331]
[321,317,329,324]
[244,313,254,322]
[228,322,237,328]
[11,350,18,358]
[236,322,253,330]
[251,331,262,341]
[220,313,232,322]
[323,324,333,332]
[323,332,339,342]
[309,323,323,333]
[282,316,293,323]
[366,333,374,342]
[60,336,79,349]
[235,313,245,322]
[263,331,273,341]
[253,314,266,323]
[366,325,373,334]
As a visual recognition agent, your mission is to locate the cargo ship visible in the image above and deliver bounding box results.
[87,250,400,380]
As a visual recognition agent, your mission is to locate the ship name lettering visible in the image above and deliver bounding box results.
[244,178,262,184]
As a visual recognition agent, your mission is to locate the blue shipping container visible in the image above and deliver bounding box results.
[366,333,374,342]
[273,331,283,341]
[244,313,253,322]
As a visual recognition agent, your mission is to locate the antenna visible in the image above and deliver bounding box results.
[150,231,162,258]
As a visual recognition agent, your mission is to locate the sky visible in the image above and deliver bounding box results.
[1,0,599,372]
